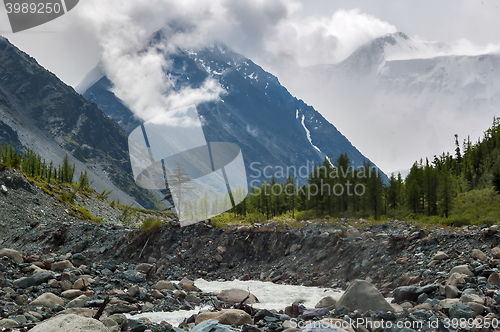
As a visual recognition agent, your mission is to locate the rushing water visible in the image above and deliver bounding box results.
[126,279,344,326]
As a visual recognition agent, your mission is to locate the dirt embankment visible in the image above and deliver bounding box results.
[1,167,499,294]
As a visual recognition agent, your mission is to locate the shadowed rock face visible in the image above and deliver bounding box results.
[0,36,163,209]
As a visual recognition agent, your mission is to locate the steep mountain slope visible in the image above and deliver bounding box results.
[80,38,384,185]
[281,32,500,173]
[0,36,165,209]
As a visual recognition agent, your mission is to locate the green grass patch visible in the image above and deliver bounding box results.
[76,206,106,223]
[141,217,163,233]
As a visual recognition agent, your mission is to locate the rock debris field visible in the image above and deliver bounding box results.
[2,169,500,331]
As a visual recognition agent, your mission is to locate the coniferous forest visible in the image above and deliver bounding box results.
[4,117,500,226]
[225,117,500,226]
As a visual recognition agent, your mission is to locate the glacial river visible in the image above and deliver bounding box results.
[126,279,344,326]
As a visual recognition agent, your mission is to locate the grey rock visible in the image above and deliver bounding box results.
[472,249,488,262]
[425,298,439,306]
[107,303,138,315]
[433,251,449,261]
[121,270,145,283]
[101,268,112,276]
[449,303,476,320]
[0,319,18,329]
[315,295,337,308]
[493,290,500,303]
[191,319,233,332]
[393,284,437,303]
[29,314,110,332]
[301,308,329,319]
[337,280,394,311]
[185,294,201,304]
[0,248,23,263]
[14,270,53,288]
[125,319,148,332]
[24,312,40,323]
[128,285,140,297]
[333,305,350,316]
[30,292,64,307]
[417,293,428,303]
[254,309,275,322]
[217,288,258,304]
[279,314,291,321]
[449,265,474,277]
[66,295,89,308]
[445,285,459,298]
[51,260,74,272]
[135,263,153,274]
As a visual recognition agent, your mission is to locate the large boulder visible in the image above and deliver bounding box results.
[195,309,253,326]
[0,248,23,263]
[30,314,111,332]
[30,293,64,307]
[217,289,258,304]
[337,280,394,311]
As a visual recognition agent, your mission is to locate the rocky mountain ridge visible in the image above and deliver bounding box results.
[0,36,165,210]
[80,34,385,184]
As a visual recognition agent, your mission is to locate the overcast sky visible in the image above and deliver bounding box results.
[1,0,499,173]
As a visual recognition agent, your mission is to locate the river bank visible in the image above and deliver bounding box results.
[2,168,500,331]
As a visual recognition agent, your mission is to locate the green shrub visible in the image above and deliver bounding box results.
[141,218,162,233]
[245,212,266,222]
[211,219,226,228]
[58,191,76,205]
[98,189,113,201]
[76,206,105,223]
[295,210,316,221]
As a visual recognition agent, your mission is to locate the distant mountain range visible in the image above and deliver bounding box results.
[279,32,500,173]
[78,31,385,186]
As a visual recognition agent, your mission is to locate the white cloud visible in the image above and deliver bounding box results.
[4,0,500,173]
[67,0,400,124]
[264,8,397,66]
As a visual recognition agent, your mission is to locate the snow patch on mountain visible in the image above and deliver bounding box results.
[301,114,322,154]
